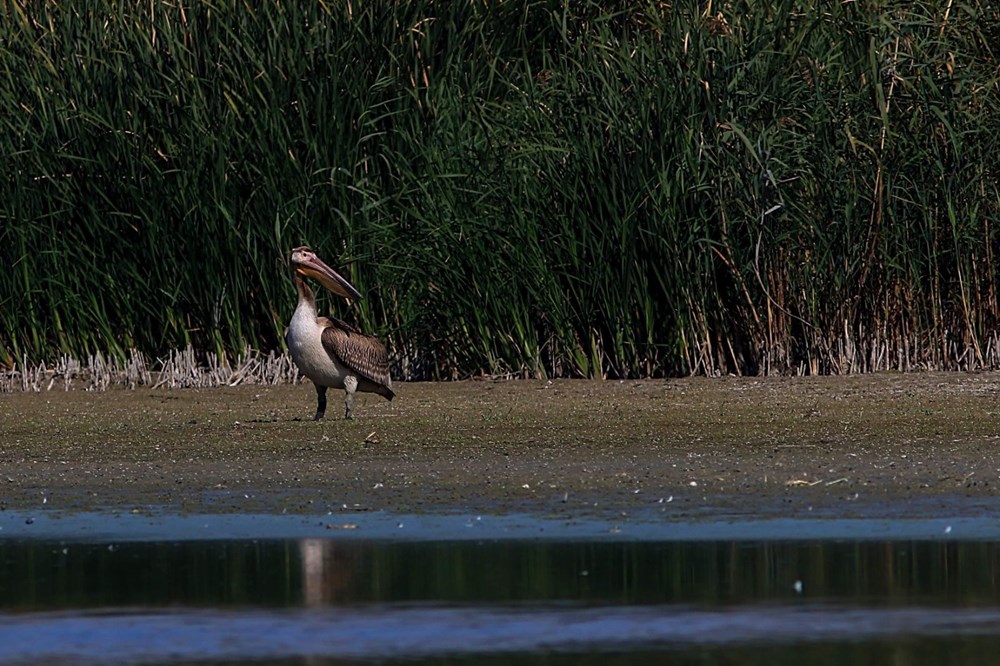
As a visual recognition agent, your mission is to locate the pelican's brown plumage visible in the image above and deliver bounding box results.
[285,246,394,420]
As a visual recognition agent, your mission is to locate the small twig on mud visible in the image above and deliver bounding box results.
[825,477,849,486]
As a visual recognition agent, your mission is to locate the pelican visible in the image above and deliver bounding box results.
[285,246,394,420]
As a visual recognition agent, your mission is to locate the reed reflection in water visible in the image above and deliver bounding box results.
[2,538,999,610]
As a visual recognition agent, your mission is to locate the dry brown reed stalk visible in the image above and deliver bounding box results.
[0,348,303,392]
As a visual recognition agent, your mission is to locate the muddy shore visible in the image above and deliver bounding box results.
[2,374,998,520]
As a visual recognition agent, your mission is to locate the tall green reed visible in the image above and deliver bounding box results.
[1,1,997,378]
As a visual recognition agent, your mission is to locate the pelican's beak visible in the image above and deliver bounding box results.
[292,249,363,302]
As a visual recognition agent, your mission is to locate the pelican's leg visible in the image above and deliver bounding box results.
[314,384,328,421]
[343,376,358,420]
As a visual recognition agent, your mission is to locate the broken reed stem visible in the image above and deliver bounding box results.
[1,347,301,392]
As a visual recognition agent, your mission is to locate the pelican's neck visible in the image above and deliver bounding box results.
[294,275,318,318]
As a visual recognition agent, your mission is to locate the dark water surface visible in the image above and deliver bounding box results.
[3,525,1000,665]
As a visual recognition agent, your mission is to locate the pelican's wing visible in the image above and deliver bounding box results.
[320,319,392,388]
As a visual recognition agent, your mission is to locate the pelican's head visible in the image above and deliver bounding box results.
[289,246,363,301]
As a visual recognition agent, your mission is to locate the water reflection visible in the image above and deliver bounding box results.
[2,539,1000,610]
[2,538,1000,664]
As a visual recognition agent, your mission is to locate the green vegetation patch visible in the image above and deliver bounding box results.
[2,1,998,378]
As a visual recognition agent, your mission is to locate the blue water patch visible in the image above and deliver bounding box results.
[0,507,995,542]
[2,604,1000,664]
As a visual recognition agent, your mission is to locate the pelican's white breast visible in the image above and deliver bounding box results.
[287,303,349,389]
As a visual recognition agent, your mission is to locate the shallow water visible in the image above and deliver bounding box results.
[3,527,1000,664]
[3,501,998,542]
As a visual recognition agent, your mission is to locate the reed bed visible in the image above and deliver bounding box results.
[2,1,998,380]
